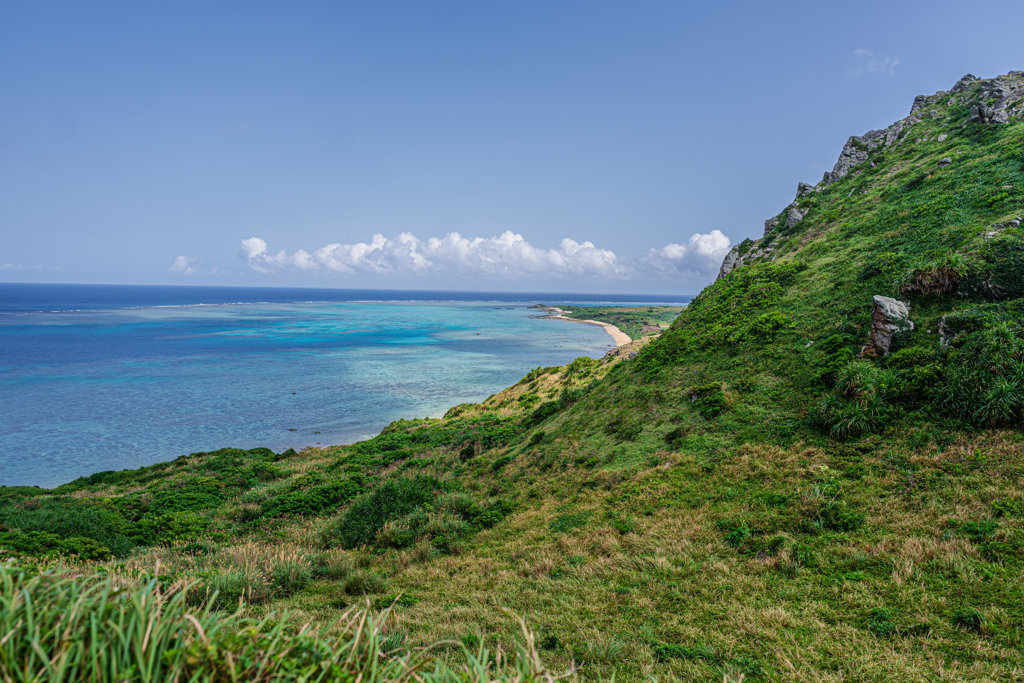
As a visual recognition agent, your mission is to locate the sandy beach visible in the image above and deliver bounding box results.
[544,307,631,346]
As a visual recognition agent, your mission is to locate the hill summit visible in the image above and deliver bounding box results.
[3,71,1024,682]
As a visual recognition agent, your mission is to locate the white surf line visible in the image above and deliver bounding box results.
[545,307,631,347]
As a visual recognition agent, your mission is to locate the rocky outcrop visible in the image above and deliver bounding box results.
[826,129,887,184]
[715,70,1024,281]
[785,207,808,230]
[951,74,978,94]
[869,296,914,355]
[717,246,741,279]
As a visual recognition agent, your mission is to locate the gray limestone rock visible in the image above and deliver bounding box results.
[884,120,906,147]
[796,182,814,199]
[786,207,808,229]
[964,76,1023,124]
[827,137,869,183]
[910,95,928,114]
[938,157,952,167]
[717,245,741,280]
[938,133,947,141]
[951,74,978,93]
[870,296,914,356]
[763,216,779,237]
[938,315,954,347]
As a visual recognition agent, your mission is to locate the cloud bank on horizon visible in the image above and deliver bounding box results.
[233,230,731,283]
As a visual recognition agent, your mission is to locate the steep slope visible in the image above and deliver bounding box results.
[3,72,1024,683]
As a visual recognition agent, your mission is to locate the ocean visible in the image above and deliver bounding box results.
[0,283,689,487]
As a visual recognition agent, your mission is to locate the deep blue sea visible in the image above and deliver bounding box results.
[0,283,689,487]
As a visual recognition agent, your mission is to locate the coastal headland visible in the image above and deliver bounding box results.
[531,304,633,346]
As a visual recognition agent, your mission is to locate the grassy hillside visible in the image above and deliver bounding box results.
[4,72,1024,682]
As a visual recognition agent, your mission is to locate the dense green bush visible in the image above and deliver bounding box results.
[123,511,210,546]
[938,320,1024,426]
[522,401,561,429]
[812,334,857,387]
[261,474,363,519]
[0,498,134,556]
[0,531,112,560]
[322,476,451,549]
[604,412,642,441]
[688,383,726,419]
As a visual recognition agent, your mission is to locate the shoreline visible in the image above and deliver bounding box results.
[544,307,631,347]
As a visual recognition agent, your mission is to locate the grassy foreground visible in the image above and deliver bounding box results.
[4,71,1024,681]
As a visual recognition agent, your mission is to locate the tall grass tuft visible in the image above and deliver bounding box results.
[0,564,566,683]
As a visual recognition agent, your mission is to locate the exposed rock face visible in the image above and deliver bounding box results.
[827,129,886,184]
[717,245,741,279]
[951,74,978,93]
[796,182,814,199]
[763,216,779,237]
[785,207,808,229]
[971,104,1008,124]
[870,296,914,355]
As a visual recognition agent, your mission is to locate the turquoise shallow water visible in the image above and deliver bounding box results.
[0,295,622,487]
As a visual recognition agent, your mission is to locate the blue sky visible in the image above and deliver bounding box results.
[2,1,1023,294]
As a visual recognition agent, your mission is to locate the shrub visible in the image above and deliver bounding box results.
[607,513,635,535]
[604,413,642,441]
[0,531,112,561]
[0,498,134,556]
[549,512,589,533]
[124,512,210,547]
[688,383,726,419]
[148,488,224,515]
[867,608,896,637]
[491,455,513,472]
[897,252,968,297]
[565,356,597,379]
[261,474,363,519]
[812,334,856,387]
[938,320,1024,426]
[324,476,445,549]
[814,362,894,437]
[952,608,984,631]
[522,401,561,429]
[992,499,1024,518]
[663,427,689,449]
[745,312,796,341]
[517,393,541,408]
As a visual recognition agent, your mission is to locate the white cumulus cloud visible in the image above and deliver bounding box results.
[169,255,196,275]
[239,230,732,283]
